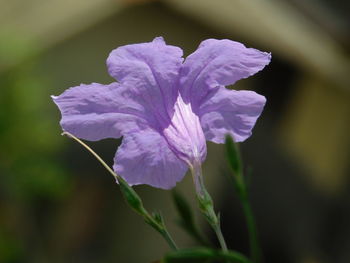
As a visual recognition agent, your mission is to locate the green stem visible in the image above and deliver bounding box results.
[213,223,228,252]
[62,131,178,251]
[190,161,228,252]
[233,170,261,262]
[233,168,261,260]
[225,136,262,262]
[239,193,261,263]
[159,228,179,251]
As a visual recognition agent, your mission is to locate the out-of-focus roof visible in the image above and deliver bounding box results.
[0,0,122,70]
[1,0,349,91]
[165,0,350,90]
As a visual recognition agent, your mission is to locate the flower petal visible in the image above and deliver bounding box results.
[107,37,184,130]
[114,129,188,189]
[52,82,147,141]
[180,39,271,109]
[198,87,266,143]
[163,95,207,164]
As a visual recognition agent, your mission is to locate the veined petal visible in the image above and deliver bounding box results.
[107,37,184,130]
[179,39,271,109]
[52,82,147,141]
[199,87,266,143]
[162,95,207,164]
[114,129,188,189]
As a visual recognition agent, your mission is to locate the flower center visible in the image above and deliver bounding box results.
[162,95,207,165]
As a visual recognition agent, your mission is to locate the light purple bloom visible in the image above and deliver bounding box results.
[52,37,270,189]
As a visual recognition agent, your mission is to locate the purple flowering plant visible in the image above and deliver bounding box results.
[52,37,270,262]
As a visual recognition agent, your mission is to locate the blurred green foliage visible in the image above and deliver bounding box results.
[0,64,72,200]
[0,30,38,71]
[172,190,209,246]
[0,227,23,262]
[0,48,73,261]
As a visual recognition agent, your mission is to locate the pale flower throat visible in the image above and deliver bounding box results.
[162,95,207,166]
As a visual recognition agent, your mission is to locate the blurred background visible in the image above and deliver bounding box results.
[0,0,349,262]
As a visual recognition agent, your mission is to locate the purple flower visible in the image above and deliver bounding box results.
[52,37,270,189]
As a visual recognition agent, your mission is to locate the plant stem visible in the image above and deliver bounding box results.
[62,131,178,251]
[233,170,261,262]
[240,192,261,263]
[225,136,262,262]
[159,228,178,251]
[213,223,228,252]
[190,161,228,252]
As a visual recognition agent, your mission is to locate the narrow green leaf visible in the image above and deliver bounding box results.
[224,135,246,198]
[224,136,262,263]
[225,135,242,176]
[152,211,164,225]
[163,247,252,263]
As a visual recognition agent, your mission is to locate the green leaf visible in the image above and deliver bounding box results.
[225,136,262,262]
[224,135,246,197]
[163,247,252,263]
[225,135,242,176]
[152,211,164,225]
